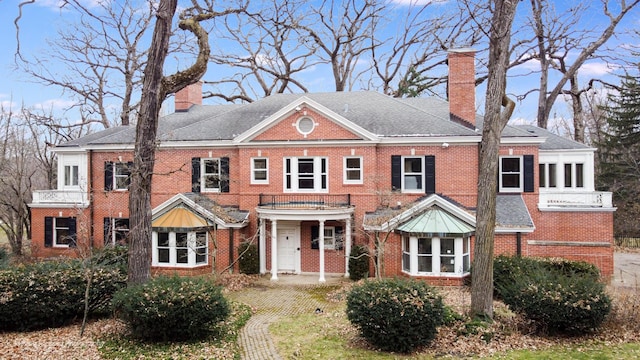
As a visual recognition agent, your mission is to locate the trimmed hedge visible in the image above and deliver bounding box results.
[494,255,611,335]
[348,244,369,281]
[112,275,230,342]
[346,278,445,353]
[0,259,126,331]
[238,242,259,275]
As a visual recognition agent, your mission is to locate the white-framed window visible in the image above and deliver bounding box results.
[323,226,335,250]
[284,157,328,192]
[104,218,130,246]
[64,165,79,187]
[202,158,221,192]
[499,156,523,192]
[539,163,557,188]
[153,230,208,267]
[564,163,585,188]
[54,217,74,247]
[402,236,470,276]
[343,156,363,184]
[105,162,132,191]
[251,157,269,184]
[403,156,424,192]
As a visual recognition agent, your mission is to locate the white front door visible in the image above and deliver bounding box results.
[277,227,300,273]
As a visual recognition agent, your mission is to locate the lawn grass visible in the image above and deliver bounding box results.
[269,285,640,360]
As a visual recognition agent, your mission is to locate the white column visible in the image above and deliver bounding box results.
[270,219,278,281]
[344,217,352,278]
[259,218,266,274]
[318,220,326,283]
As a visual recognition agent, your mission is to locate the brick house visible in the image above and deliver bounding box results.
[29,49,615,285]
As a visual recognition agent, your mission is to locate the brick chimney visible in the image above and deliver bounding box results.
[175,81,203,112]
[447,49,476,128]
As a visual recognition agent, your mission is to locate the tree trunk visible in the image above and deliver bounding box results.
[127,0,177,285]
[471,0,518,319]
[570,75,585,143]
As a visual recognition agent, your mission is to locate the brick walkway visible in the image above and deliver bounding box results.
[228,275,346,360]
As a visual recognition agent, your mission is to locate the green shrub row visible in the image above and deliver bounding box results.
[112,275,230,342]
[494,255,611,335]
[346,278,445,353]
[0,256,127,331]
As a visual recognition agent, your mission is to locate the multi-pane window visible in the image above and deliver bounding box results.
[104,218,130,246]
[284,157,328,192]
[343,157,363,184]
[403,157,423,191]
[105,162,132,191]
[539,163,557,188]
[402,236,470,276]
[64,165,79,187]
[251,158,268,184]
[54,217,74,247]
[202,158,221,191]
[323,227,335,250]
[499,157,522,192]
[153,231,208,267]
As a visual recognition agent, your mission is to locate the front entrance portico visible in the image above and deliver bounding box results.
[257,206,354,283]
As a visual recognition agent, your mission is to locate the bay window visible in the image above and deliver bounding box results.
[402,235,470,276]
[153,230,208,267]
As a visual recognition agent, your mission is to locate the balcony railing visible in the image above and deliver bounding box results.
[258,193,351,209]
[538,191,613,209]
[31,190,89,205]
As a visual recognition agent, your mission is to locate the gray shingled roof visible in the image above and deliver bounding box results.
[183,192,249,224]
[363,193,534,231]
[59,91,493,147]
[516,125,591,150]
[495,194,534,229]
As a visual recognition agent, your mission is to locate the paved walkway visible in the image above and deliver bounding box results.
[228,274,346,360]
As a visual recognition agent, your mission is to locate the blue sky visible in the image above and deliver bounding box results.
[0,0,638,130]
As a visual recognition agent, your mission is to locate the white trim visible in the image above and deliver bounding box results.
[283,157,328,193]
[251,157,269,184]
[499,156,523,193]
[343,156,363,184]
[151,193,249,228]
[401,156,425,193]
[152,230,209,268]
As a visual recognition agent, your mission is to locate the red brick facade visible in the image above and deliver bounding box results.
[29,50,615,284]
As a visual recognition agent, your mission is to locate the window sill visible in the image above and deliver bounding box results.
[152,263,209,268]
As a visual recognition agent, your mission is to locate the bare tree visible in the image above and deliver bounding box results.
[17,0,155,128]
[471,0,519,319]
[127,0,246,284]
[523,0,640,136]
[205,0,316,102]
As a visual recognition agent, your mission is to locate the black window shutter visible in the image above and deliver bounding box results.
[425,155,435,194]
[391,155,401,190]
[311,226,319,249]
[335,226,344,250]
[104,161,114,190]
[104,218,111,246]
[68,218,77,248]
[191,157,201,192]
[44,217,53,248]
[523,155,534,193]
[221,157,230,193]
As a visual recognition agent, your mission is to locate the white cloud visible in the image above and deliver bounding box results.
[33,98,78,111]
[579,62,619,77]
[390,0,448,6]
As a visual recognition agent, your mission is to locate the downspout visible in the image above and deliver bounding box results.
[516,232,521,257]
[229,228,234,273]
[88,149,94,248]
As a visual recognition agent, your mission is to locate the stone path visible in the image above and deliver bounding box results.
[228,275,346,360]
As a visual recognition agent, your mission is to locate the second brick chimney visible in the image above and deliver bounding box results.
[175,81,203,112]
[447,49,476,128]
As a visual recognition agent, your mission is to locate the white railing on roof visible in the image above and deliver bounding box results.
[32,190,88,205]
[538,191,613,209]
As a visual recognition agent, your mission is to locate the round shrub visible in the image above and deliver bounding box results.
[346,278,445,353]
[112,276,230,342]
[348,244,370,281]
[494,255,611,335]
[238,242,259,274]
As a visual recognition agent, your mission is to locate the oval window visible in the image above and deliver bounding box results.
[296,117,315,135]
